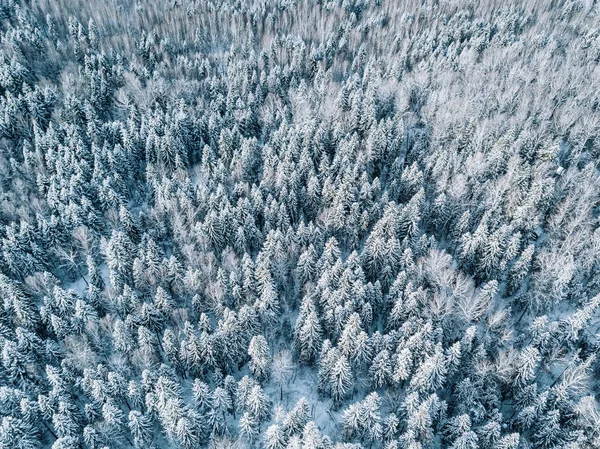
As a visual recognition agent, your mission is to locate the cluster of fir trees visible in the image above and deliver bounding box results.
[0,0,600,449]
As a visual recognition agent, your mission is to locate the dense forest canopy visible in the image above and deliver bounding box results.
[0,0,599,448]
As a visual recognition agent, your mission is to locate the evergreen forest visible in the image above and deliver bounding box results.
[0,1,599,448]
